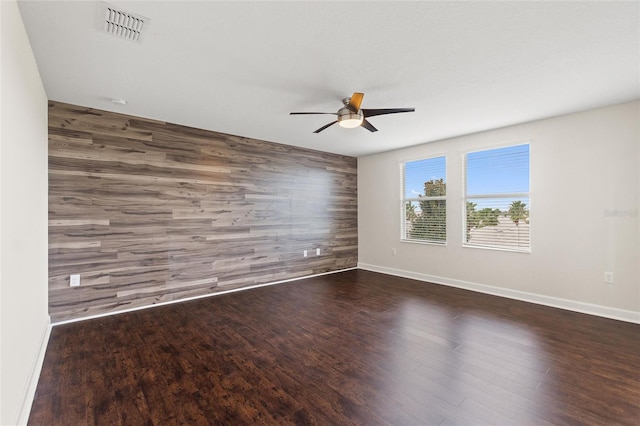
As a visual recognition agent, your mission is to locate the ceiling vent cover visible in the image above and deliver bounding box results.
[102,3,148,42]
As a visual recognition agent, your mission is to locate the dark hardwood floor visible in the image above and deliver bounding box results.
[29,270,640,425]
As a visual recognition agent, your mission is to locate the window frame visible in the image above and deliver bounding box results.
[462,141,531,253]
[400,154,447,246]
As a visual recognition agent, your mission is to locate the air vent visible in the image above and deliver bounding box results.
[102,3,148,42]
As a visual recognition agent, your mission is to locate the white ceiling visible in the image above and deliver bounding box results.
[17,0,640,157]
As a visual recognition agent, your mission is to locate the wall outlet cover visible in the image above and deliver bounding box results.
[70,274,81,287]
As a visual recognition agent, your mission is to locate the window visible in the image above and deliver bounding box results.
[464,143,530,251]
[401,156,446,244]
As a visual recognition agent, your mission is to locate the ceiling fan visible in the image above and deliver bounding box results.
[290,92,415,133]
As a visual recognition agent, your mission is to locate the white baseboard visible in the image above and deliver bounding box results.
[358,263,640,324]
[16,316,52,425]
[53,267,358,326]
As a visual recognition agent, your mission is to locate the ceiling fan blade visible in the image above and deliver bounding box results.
[361,108,415,118]
[313,121,338,133]
[361,119,378,133]
[346,92,364,112]
[290,112,337,115]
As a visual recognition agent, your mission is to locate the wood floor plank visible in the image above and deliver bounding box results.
[29,270,640,425]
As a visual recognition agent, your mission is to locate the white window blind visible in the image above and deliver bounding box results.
[401,156,446,244]
[464,143,530,251]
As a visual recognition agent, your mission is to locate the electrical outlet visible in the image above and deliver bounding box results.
[316,248,321,256]
[70,274,81,287]
[303,250,307,257]
[604,272,614,284]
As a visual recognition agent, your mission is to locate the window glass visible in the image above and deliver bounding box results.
[464,144,530,251]
[401,156,446,244]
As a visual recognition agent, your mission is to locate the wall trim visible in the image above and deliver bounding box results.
[16,316,51,425]
[52,267,358,326]
[358,263,640,324]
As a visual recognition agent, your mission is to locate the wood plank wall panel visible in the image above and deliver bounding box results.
[48,101,357,321]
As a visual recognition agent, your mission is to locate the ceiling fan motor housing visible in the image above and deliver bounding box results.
[337,108,364,128]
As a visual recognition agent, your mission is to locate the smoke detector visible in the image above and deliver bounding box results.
[101,2,149,42]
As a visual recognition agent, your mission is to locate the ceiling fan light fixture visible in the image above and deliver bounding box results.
[289,91,414,133]
[337,109,364,128]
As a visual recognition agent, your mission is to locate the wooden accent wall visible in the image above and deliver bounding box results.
[48,101,357,321]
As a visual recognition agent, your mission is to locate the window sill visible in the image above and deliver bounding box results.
[401,239,447,247]
[462,243,530,254]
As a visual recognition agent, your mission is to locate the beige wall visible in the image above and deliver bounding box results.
[359,101,640,320]
[1,1,50,424]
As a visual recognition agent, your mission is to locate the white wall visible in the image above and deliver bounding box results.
[359,101,640,321]
[0,1,50,424]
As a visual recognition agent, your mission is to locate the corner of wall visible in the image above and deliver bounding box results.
[1,0,50,424]
[16,317,51,425]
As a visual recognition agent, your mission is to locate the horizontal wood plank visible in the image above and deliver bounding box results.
[48,101,357,321]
